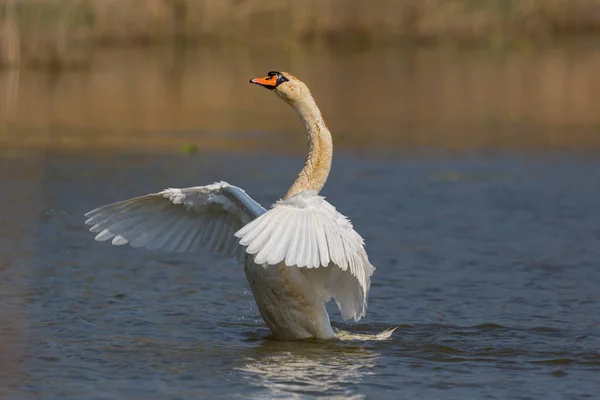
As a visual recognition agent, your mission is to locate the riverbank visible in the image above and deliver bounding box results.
[1,0,600,68]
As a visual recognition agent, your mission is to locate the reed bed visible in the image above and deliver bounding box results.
[2,0,600,68]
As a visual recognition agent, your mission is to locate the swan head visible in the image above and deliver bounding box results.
[250,71,310,105]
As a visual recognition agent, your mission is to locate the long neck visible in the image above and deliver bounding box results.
[285,93,333,199]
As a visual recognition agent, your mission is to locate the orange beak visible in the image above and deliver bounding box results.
[249,75,278,88]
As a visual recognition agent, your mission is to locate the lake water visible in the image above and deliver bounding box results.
[1,45,600,399]
[1,150,599,399]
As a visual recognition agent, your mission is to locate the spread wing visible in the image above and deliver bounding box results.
[235,190,375,321]
[85,181,266,261]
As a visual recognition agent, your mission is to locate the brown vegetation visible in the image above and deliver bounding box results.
[1,45,600,153]
[2,0,600,68]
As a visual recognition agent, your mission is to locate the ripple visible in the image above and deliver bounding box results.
[532,358,576,365]
[5,151,600,399]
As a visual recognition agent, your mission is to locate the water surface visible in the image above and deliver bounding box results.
[1,149,599,399]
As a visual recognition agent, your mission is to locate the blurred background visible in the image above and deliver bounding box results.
[2,1,600,399]
[1,0,600,152]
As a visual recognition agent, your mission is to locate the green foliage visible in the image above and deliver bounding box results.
[8,0,94,29]
[181,144,198,155]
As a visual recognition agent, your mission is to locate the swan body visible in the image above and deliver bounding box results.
[85,71,376,340]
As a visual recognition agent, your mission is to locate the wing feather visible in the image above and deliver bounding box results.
[314,214,329,267]
[296,211,308,267]
[128,212,174,248]
[85,182,265,260]
[266,210,293,265]
[187,220,209,253]
[304,213,315,268]
[215,218,231,253]
[175,222,201,253]
[160,216,191,252]
[95,228,117,242]
[238,210,276,250]
[145,209,183,250]
[170,217,199,252]
[215,222,231,253]
[324,219,343,269]
[88,201,166,232]
[222,223,240,256]
[235,190,375,321]
[284,211,302,267]
[113,214,159,246]
[254,209,288,265]
[208,219,224,251]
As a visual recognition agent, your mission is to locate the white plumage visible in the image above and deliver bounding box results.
[235,190,374,320]
[85,182,265,262]
[85,71,383,340]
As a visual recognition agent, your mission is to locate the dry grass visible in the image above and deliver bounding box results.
[1,0,600,67]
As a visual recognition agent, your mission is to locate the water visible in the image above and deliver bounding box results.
[1,43,600,398]
[2,44,600,153]
[1,149,599,399]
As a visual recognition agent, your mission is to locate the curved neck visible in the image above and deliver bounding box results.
[285,93,333,199]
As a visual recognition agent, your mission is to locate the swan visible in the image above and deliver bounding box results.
[85,71,382,341]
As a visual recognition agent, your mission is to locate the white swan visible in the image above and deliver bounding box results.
[85,71,379,341]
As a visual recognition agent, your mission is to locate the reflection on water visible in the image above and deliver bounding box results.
[238,342,378,399]
[1,44,600,152]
